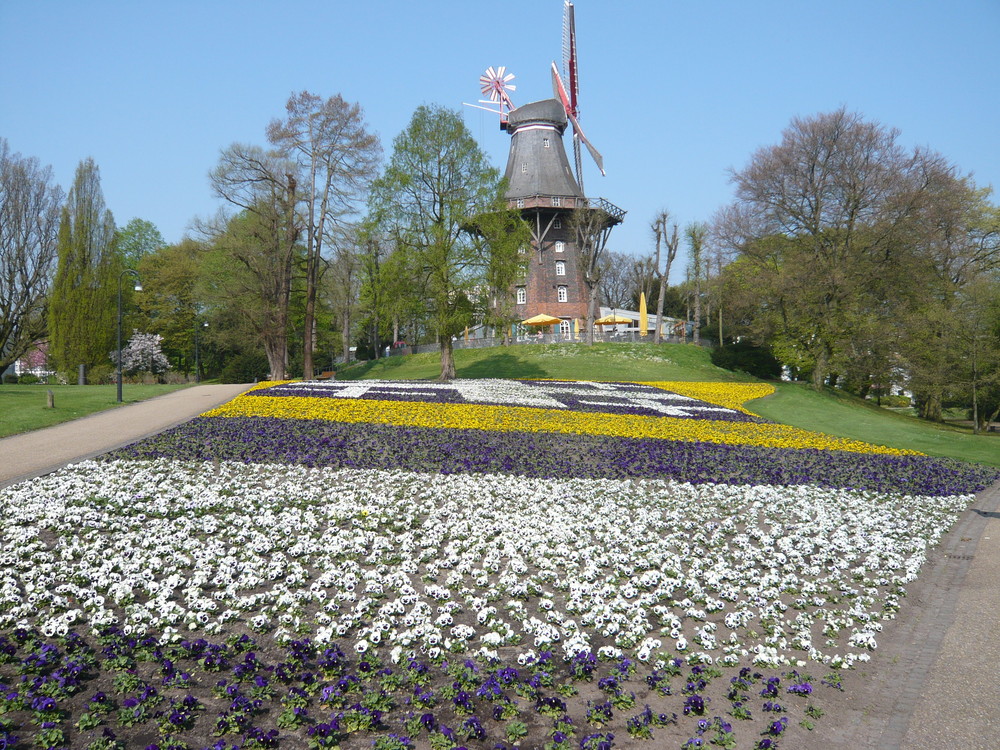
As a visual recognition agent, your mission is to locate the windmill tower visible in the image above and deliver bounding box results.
[474,2,625,332]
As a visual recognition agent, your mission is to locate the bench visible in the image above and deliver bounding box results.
[315,371,336,381]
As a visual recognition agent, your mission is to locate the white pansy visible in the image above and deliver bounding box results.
[0,458,972,671]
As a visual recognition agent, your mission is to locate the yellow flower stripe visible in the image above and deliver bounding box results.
[641,382,775,414]
[202,393,915,455]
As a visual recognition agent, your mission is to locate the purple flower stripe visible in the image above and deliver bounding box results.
[104,417,1000,496]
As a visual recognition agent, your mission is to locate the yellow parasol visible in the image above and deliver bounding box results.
[594,313,631,325]
[522,313,563,326]
[639,293,648,337]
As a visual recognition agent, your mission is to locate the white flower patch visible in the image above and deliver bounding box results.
[0,460,970,669]
[259,377,749,418]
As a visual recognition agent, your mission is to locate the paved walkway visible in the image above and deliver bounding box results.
[1,386,998,747]
[0,383,250,488]
[808,479,1000,748]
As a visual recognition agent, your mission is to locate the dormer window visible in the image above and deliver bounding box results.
[543,138,550,148]
[521,162,528,174]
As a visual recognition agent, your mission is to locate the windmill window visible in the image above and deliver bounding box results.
[543,138,550,148]
[555,260,566,276]
[551,196,562,207]
[516,198,525,208]
[557,285,568,302]
[555,241,565,253]
[516,287,526,305]
[521,162,528,174]
[559,319,571,335]
[553,218,562,229]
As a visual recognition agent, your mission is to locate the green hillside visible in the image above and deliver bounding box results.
[340,343,999,468]
[337,342,741,383]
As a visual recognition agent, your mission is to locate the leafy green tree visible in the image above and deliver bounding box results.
[899,179,1000,419]
[715,108,996,394]
[0,139,63,375]
[135,238,204,374]
[368,104,503,379]
[464,206,530,344]
[48,158,121,380]
[116,218,165,269]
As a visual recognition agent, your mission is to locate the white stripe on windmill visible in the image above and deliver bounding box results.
[463,66,517,127]
[550,0,604,194]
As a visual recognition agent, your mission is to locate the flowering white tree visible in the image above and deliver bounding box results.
[110,330,170,375]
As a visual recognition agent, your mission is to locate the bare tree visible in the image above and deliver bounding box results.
[267,92,381,379]
[208,144,299,379]
[0,140,63,374]
[598,250,636,309]
[571,204,622,345]
[650,210,679,344]
[686,222,708,344]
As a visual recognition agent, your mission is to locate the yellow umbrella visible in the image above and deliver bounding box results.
[464,326,469,342]
[639,293,648,337]
[573,318,580,337]
[594,314,631,325]
[522,313,563,326]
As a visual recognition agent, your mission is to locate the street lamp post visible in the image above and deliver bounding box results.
[117,269,142,403]
[194,321,207,383]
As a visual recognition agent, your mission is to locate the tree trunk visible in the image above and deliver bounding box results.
[918,392,943,421]
[654,272,668,345]
[585,283,600,346]
[810,348,828,391]
[303,250,317,379]
[439,337,456,380]
[693,280,701,345]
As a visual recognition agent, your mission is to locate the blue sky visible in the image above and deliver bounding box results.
[2,0,998,282]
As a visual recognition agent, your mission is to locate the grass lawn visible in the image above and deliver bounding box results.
[0,383,192,438]
[338,341,741,382]
[750,380,1000,467]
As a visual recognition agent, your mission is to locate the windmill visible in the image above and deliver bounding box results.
[463,66,517,127]
[550,1,604,193]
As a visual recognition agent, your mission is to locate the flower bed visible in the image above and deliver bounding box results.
[1,378,996,749]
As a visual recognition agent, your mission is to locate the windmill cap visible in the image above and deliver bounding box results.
[505,99,568,134]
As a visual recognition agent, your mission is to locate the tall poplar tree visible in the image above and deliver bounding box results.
[48,158,120,380]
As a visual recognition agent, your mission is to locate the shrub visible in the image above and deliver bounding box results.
[711,341,781,380]
[2,373,18,384]
[221,352,270,384]
[18,374,41,385]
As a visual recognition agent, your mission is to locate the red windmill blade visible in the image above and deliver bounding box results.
[551,1,604,189]
[551,62,604,177]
